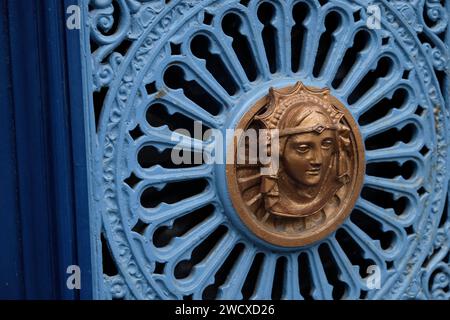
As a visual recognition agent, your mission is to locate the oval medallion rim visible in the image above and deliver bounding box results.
[226,84,366,247]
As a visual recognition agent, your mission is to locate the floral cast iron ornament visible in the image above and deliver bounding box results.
[228,83,365,247]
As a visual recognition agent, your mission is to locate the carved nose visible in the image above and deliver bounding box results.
[310,149,323,166]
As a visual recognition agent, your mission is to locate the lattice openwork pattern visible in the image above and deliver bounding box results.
[84,0,450,300]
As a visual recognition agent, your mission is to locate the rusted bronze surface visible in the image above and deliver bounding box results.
[227,82,365,247]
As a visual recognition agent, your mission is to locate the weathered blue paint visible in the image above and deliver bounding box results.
[64,0,94,300]
[82,0,450,300]
[0,0,92,299]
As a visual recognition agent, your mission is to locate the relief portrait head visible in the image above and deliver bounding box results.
[257,84,353,220]
[229,82,365,247]
[279,105,337,188]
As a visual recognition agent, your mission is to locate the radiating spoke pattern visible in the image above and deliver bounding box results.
[101,0,445,300]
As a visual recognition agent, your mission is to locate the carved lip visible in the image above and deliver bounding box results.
[306,169,321,175]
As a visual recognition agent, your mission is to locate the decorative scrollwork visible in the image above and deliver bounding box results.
[83,0,450,300]
[418,222,450,299]
[424,0,448,34]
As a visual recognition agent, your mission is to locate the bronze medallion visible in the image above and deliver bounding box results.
[227,82,365,247]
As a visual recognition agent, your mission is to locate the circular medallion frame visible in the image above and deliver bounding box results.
[227,83,366,247]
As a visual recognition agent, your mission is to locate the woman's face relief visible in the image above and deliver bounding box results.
[282,130,335,186]
[280,109,336,187]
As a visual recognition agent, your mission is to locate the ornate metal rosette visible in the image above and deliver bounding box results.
[85,0,450,299]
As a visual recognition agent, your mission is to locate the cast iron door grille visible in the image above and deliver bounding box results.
[82,0,450,300]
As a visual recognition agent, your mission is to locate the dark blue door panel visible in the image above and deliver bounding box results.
[0,0,92,299]
[0,0,23,299]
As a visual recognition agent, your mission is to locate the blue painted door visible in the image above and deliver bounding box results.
[82,0,450,300]
[0,0,92,299]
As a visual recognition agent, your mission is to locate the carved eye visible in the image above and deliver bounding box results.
[321,139,333,149]
[296,145,310,153]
